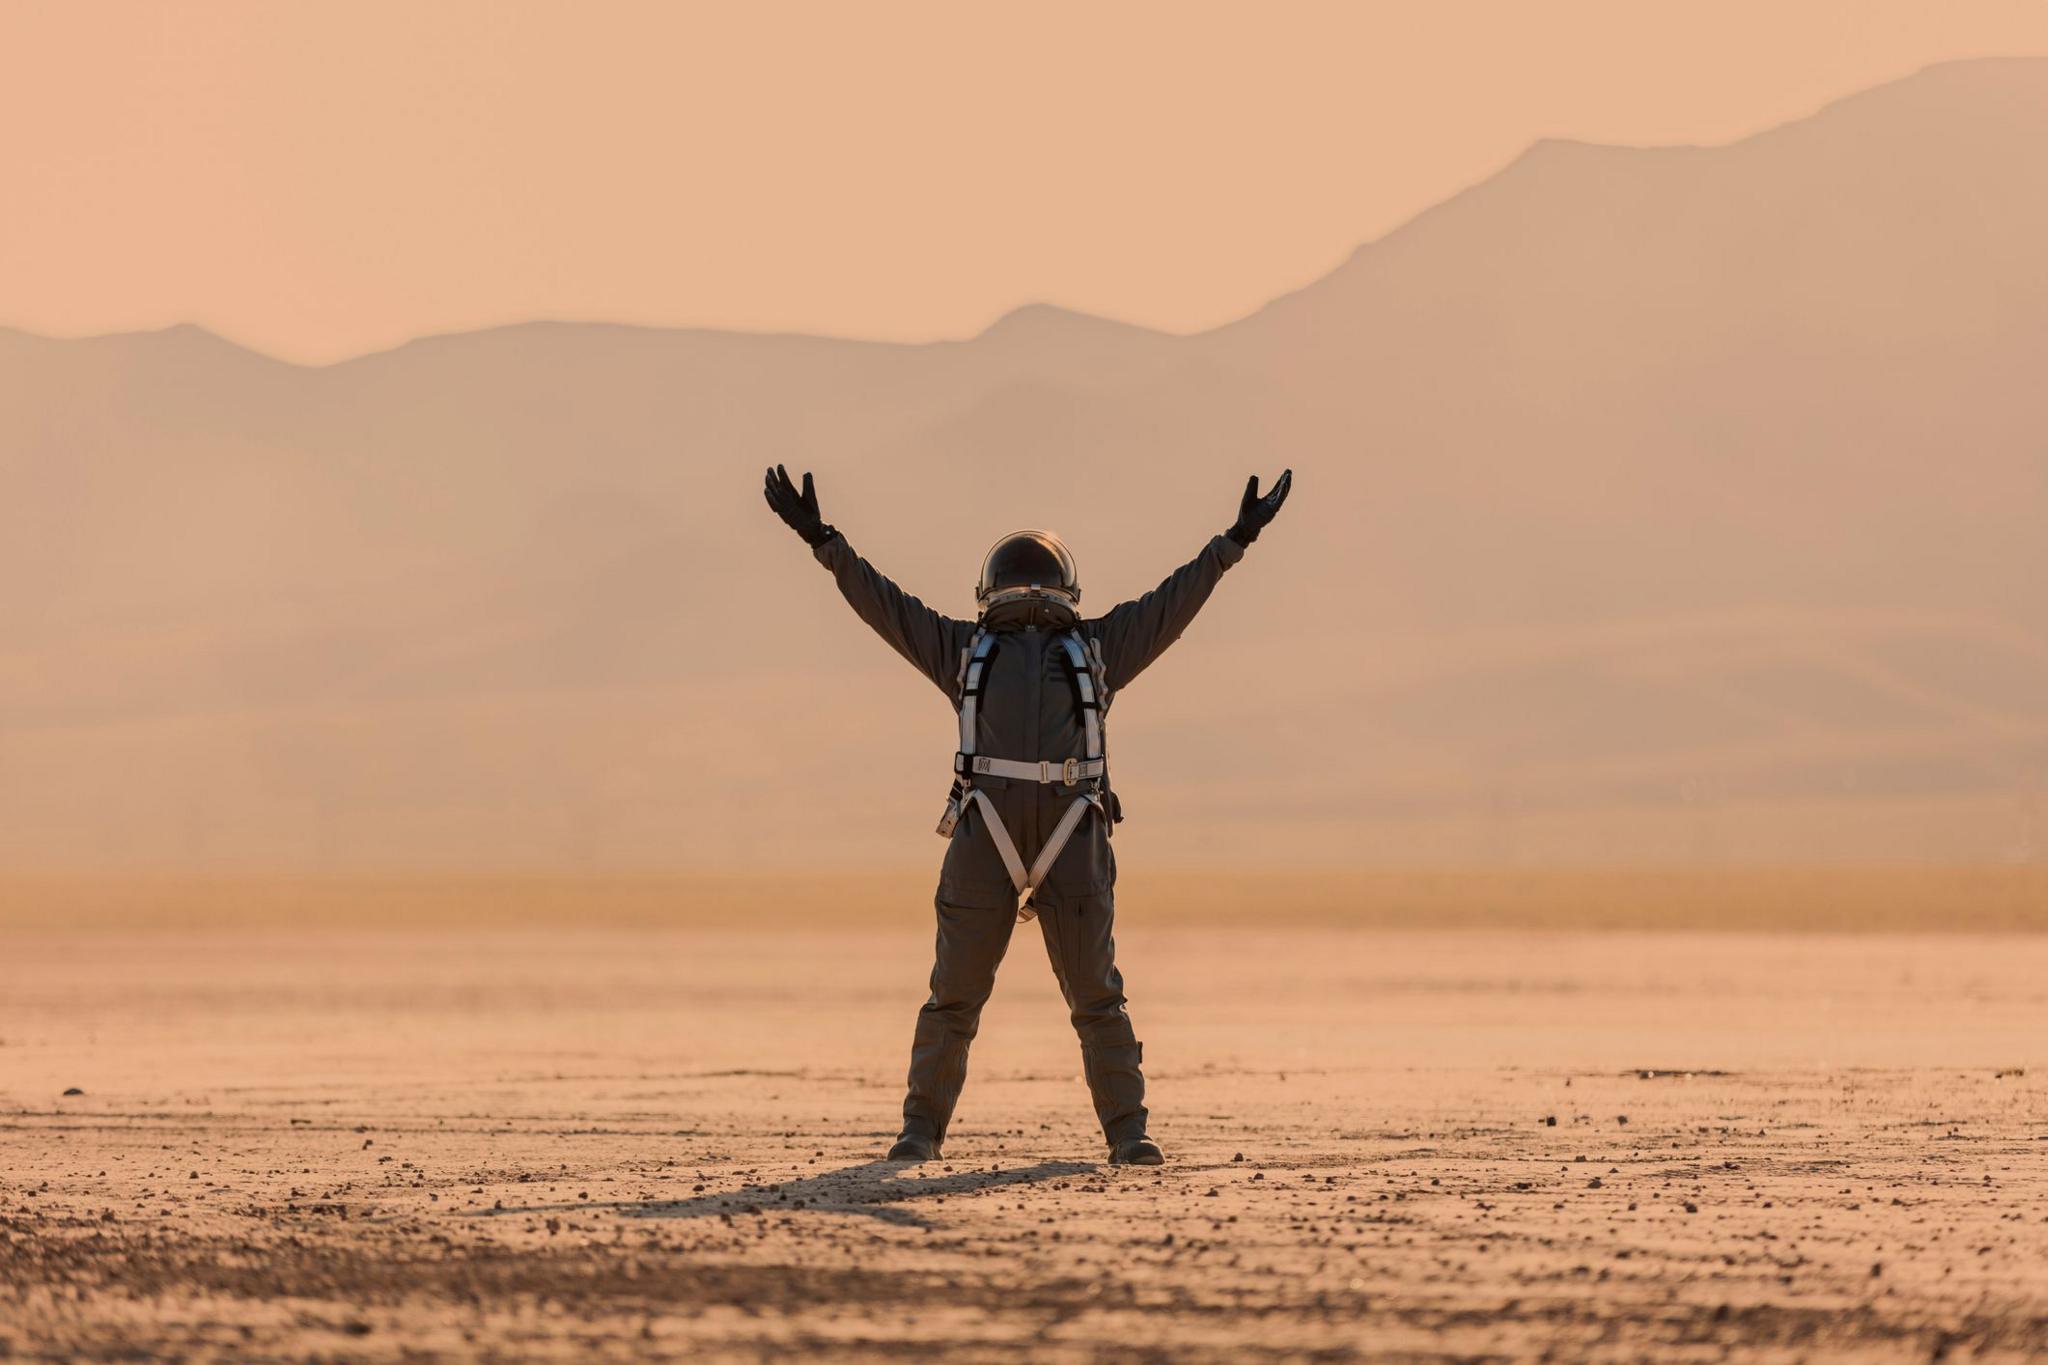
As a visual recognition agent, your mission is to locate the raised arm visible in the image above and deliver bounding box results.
[763,465,967,695]
[1095,469,1292,689]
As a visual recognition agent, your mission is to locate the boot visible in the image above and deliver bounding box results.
[1109,1135,1164,1165]
[887,1119,940,1162]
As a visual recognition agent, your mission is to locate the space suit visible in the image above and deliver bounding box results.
[764,465,1291,1164]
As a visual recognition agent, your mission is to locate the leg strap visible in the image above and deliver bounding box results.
[967,789,1099,924]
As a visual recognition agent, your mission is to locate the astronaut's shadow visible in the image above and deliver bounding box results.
[479,1157,1099,1229]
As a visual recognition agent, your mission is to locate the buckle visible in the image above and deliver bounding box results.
[1062,757,1079,785]
[1038,760,1052,782]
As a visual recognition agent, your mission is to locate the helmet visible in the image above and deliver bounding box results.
[976,530,1080,623]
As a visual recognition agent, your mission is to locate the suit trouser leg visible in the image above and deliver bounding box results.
[902,895,1017,1146]
[1037,888,1148,1145]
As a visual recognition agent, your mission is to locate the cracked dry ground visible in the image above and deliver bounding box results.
[4,927,2046,1361]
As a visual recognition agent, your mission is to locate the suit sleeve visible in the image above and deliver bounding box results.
[1093,533,1245,691]
[814,534,972,696]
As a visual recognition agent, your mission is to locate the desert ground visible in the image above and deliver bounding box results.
[4,897,2046,1361]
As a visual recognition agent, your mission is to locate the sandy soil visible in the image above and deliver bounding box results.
[4,923,2046,1361]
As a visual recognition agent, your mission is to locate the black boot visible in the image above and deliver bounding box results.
[1109,1135,1164,1165]
[887,1119,940,1162]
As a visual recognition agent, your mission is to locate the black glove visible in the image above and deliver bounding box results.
[1226,468,1292,547]
[762,464,837,548]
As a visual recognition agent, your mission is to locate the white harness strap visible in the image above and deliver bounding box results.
[968,755,1105,782]
[1059,633,1102,758]
[943,627,1112,924]
[970,787,1100,922]
[957,628,998,758]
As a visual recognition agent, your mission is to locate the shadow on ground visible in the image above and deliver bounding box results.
[478,1157,1102,1228]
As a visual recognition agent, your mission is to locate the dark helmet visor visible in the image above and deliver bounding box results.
[977,530,1079,606]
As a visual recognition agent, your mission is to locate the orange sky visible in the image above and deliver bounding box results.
[4,0,2046,362]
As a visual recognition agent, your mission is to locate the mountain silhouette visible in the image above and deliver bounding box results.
[4,58,2046,872]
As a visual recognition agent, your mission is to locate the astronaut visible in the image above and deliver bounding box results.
[764,464,1291,1164]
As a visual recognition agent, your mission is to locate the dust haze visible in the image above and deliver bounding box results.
[5,61,2048,888]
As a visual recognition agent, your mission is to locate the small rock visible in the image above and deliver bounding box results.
[62,1087,84,1097]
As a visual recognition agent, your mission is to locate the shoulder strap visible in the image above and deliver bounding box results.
[1057,630,1103,761]
[1087,635,1112,713]
[954,630,981,698]
[956,629,999,767]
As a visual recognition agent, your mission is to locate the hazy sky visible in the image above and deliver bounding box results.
[4,0,2046,362]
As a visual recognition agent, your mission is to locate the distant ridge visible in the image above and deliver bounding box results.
[4,57,2048,872]
[0,320,287,367]
[973,303,1166,341]
[6,58,2044,368]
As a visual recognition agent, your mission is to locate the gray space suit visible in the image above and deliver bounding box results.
[815,532,1244,1155]
[762,463,1289,1163]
